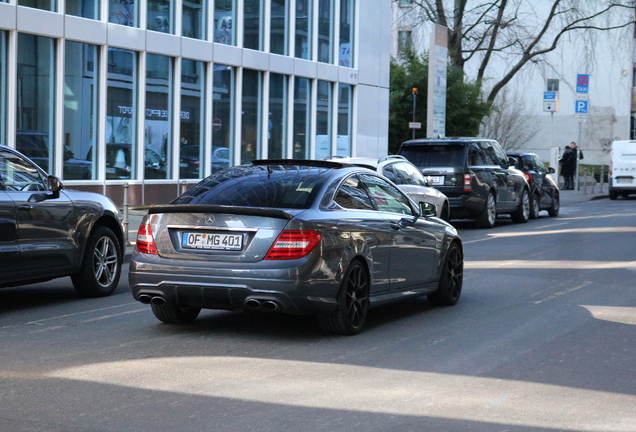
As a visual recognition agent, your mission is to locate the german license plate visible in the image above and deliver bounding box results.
[616,178,633,184]
[430,176,444,186]
[182,232,243,250]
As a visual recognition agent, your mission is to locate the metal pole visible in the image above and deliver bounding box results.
[575,123,582,194]
[412,87,417,140]
[123,182,129,243]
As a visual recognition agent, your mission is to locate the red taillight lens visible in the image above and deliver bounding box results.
[136,224,158,255]
[264,230,321,260]
[463,174,472,192]
[524,173,532,183]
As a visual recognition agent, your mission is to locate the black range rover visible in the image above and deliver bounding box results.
[398,138,530,228]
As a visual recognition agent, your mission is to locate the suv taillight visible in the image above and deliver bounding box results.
[264,230,321,260]
[523,173,532,183]
[136,224,158,255]
[463,174,472,192]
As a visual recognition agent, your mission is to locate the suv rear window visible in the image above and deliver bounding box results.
[399,144,466,167]
[173,165,328,209]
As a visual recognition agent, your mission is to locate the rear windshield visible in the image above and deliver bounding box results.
[173,165,329,209]
[400,144,466,167]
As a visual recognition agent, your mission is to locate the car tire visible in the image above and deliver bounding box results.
[318,260,370,335]
[511,188,530,223]
[529,193,540,219]
[428,242,463,306]
[71,226,122,297]
[548,194,560,217]
[441,202,451,222]
[151,304,201,324]
[475,192,496,228]
[609,190,618,200]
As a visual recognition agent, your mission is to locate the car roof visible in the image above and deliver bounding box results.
[507,152,539,157]
[400,137,497,146]
[324,155,410,170]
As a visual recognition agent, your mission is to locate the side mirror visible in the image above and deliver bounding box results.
[419,202,437,217]
[47,175,64,193]
[507,157,518,168]
[548,167,555,174]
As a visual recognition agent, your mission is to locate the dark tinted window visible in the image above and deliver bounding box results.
[382,164,400,184]
[400,144,466,167]
[173,164,329,209]
[334,175,374,210]
[360,174,413,215]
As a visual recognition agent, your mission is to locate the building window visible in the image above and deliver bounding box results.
[339,0,354,67]
[293,77,311,159]
[180,59,205,179]
[295,0,312,60]
[16,34,55,175]
[318,0,333,63]
[109,0,137,26]
[145,53,173,180]
[244,0,264,51]
[64,41,99,180]
[0,31,6,147]
[315,80,332,159]
[214,0,236,45]
[212,64,234,171]
[337,83,352,156]
[398,30,412,54]
[148,0,173,33]
[270,0,288,55]
[106,48,138,180]
[269,73,288,159]
[183,0,205,39]
[66,0,99,19]
[241,69,262,164]
[18,0,55,11]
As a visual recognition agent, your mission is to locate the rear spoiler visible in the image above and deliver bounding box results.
[148,204,295,220]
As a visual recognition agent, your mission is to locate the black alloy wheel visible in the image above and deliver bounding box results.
[318,260,370,335]
[428,242,463,306]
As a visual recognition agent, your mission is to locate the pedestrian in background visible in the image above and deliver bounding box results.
[560,141,584,190]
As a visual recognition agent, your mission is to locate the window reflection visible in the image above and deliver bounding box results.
[214,0,235,45]
[180,59,205,179]
[269,73,287,159]
[244,0,263,51]
[337,83,352,156]
[145,53,173,179]
[270,0,288,55]
[295,0,312,59]
[293,77,310,159]
[241,69,262,164]
[64,41,99,180]
[339,0,354,67]
[183,0,205,39]
[109,0,137,26]
[212,65,234,171]
[315,80,332,159]
[106,48,137,179]
[18,0,54,11]
[66,0,99,19]
[0,31,6,146]
[16,34,55,174]
[148,0,173,33]
[318,0,333,63]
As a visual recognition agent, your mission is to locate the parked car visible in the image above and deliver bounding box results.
[325,155,450,220]
[129,159,464,335]
[507,152,560,218]
[0,144,125,296]
[179,145,232,178]
[16,131,92,179]
[398,138,530,228]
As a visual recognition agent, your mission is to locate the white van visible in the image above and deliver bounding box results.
[609,140,636,199]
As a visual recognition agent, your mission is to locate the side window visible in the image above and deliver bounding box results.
[0,150,46,191]
[402,162,428,186]
[533,155,546,174]
[480,143,499,166]
[359,174,413,216]
[392,162,413,185]
[382,164,400,184]
[334,175,375,210]
[491,141,509,167]
[468,143,487,166]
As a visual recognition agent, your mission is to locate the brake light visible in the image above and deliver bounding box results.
[523,173,532,183]
[463,174,472,192]
[136,224,158,255]
[264,230,321,260]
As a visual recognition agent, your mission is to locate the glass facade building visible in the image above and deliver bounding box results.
[0,0,390,206]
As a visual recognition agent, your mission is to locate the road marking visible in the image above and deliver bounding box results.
[26,302,141,326]
[31,308,147,332]
[532,281,593,304]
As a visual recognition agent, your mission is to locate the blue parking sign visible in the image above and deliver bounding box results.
[575,100,588,114]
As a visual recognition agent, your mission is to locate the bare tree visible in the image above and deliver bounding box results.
[395,0,635,103]
[480,87,540,151]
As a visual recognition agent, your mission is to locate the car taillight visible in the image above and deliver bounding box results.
[524,173,532,183]
[463,174,472,192]
[136,224,158,255]
[264,230,321,260]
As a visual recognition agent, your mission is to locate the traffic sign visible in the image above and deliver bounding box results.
[575,100,588,114]
[576,74,589,93]
[409,122,422,129]
[543,91,559,112]
[544,91,556,100]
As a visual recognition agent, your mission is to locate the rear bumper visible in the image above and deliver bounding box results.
[128,253,340,315]
[447,193,485,219]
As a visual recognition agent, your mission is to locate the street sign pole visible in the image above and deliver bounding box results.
[574,74,589,194]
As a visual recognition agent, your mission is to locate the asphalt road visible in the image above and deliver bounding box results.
[1,194,635,432]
